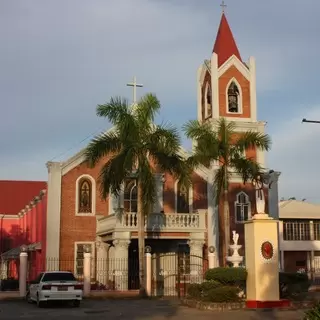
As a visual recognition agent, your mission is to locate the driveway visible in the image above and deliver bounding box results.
[0,299,307,319]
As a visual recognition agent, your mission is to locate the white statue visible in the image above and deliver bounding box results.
[252,175,265,214]
[232,230,239,245]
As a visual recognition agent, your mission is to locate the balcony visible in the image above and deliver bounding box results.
[96,211,206,235]
[280,221,320,251]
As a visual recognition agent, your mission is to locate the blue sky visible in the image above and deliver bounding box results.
[1,0,320,202]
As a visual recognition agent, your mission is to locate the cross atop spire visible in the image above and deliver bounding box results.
[220,0,227,13]
[127,76,143,104]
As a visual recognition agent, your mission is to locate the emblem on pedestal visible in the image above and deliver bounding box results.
[261,241,274,261]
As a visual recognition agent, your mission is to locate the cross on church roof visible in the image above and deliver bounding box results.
[127,76,143,104]
[220,0,227,13]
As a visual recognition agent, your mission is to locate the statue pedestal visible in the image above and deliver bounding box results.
[244,215,289,309]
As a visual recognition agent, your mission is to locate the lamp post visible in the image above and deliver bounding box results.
[302,118,320,124]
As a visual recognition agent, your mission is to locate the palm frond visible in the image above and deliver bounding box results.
[85,132,122,168]
[98,148,135,199]
[146,123,181,155]
[183,120,214,140]
[136,93,161,125]
[183,120,219,166]
[216,118,236,143]
[231,157,264,184]
[235,131,271,151]
[96,97,139,140]
[96,96,129,123]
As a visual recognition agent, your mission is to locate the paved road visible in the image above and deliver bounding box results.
[0,299,307,319]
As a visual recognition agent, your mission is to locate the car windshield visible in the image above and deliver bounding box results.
[42,272,76,282]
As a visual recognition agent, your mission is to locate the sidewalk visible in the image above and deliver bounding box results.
[0,291,20,300]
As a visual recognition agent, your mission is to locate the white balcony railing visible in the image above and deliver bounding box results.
[96,211,206,235]
[282,221,320,241]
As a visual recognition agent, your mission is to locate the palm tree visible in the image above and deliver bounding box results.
[85,93,191,296]
[184,117,271,266]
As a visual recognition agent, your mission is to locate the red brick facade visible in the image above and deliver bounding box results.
[59,156,208,261]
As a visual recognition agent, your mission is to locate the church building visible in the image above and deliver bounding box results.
[44,12,280,292]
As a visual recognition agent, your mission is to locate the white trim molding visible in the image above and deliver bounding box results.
[210,53,219,119]
[197,65,204,121]
[75,174,96,216]
[218,55,250,81]
[174,180,193,213]
[225,77,243,115]
[249,56,257,122]
[204,82,212,119]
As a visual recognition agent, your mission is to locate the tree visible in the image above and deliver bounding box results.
[183,117,271,266]
[85,94,191,296]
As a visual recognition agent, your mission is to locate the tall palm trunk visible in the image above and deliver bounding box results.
[137,180,146,297]
[223,189,230,266]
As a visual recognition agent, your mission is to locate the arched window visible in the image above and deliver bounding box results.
[227,81,240,113]
[205,83,212,118]
[176,181,191,213]
[235,192,251,223]
[78,178,92,213]
[75,174,96,216]
[124,179,138,213]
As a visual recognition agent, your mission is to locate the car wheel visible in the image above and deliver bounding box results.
[36,294,44,308]
[26,291,32,304]
[72,300,80,308]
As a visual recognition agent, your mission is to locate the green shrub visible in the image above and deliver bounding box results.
[200,280,221,291]
[187,283,202,299]
[205,267,247,286]
[304,303,320,320]
[279,272,310,300]
[187,281,221,300]
[202,286,241,303]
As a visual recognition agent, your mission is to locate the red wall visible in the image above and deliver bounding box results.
[0,193,47,279]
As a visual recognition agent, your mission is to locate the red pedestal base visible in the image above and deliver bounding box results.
[246,299,290,309]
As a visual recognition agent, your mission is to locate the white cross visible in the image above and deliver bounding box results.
[126,76,143,104]
[220,0,227,12]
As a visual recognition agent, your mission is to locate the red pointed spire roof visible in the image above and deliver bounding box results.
[212,13,242,67]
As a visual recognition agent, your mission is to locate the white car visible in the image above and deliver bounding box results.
[26,271,83,307]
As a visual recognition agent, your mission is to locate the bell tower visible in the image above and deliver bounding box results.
[197,12,258,123]
[197,11,265,167]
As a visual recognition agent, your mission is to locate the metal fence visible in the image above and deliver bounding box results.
[1,253,208,295]
[151,253,208,297]
[25,257,139,291]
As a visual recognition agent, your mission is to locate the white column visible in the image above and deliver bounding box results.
[113,239,130,290]
[145,253,152,296]
[45,161,62,268]
[96,239,109,286]
[19,251,28,297]
[210,53,219,117]
[188,239,204,283]
[153,174,164,213]
[83,252,91,296]
[311,251,315,280]
[208,252,216,269]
